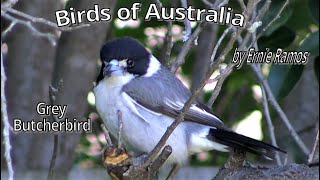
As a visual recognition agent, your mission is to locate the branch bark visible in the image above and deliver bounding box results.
[50,0,117,175]
[251,64,310,156]
[1,43,14,180]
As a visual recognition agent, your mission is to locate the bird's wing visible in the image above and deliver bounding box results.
[121,67,224,128]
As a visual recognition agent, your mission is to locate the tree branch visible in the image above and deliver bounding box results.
[1,6,89,44]
[170,20,207,73]
[2,6,89,31]
[153,0,173,66]
[1,43,14,180]
[47,80,63,180]
[166,164,179,180]
[1,0,19,8]
[260,72,282,165]
[206,63,234,107]
[247,0,289,49]
[251,64,310,156]
[209,26,232,64]
[180,0,192,42]
[308,129,319,166]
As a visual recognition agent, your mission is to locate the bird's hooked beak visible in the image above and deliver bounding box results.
[103,59,125,77]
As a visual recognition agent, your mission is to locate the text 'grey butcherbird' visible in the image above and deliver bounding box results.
[93,37,286,167]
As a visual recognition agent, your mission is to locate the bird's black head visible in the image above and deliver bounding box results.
[96,37,152,83]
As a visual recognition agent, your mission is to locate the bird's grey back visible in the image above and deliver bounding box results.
[122,66,191,106]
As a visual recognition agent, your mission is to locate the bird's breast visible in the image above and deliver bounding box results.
[93,79,190,165]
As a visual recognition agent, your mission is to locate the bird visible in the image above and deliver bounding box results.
[93,36,285,167]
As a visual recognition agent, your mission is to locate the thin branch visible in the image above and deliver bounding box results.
[260,74,282,165]
[101,124,113,146]
[247,0,289,49]
[251,64,310,156]
[254,0,271,24]
[166,164,179,180]
[2,12,57,45]
[217,0,229,8]
[148,145,172,173]
[1,44,14,180]
[2,6,89,31]
[210,26,232,64]
[47,135,58,180]
[250,41,283,164]
[202,0,229,9]
[1,22,16,39]
[170,20,207,73]
[153,0,173,65]
[1,6,89,43]
[180,0,192,42]
[1,0,19,8]
[47,81,63,180]
[164,21,173,65]
[117,110,123,149]
[236,0,246,11]
[206,63,234,107]
[308,129,319,165]
[142,94,197,167]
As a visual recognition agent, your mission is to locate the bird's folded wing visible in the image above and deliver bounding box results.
[121,68,225,129]
[135,95,223,128]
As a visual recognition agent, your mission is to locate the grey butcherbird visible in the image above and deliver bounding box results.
[93,37,285,167]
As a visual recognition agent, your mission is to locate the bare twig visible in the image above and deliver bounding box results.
[1,0,19,8]
[2,6,89,31]
[2,12,57,45]
[1,22,16,39]
[236,0,246,11]
[148,145,172,173]
[1,6,89,43]
[163,21,173,65]
[170,20,207,73]
[1,44,14,180]
[47,135,58,180]
[206,63,234,107]
[247,0,289,49]
[47,81,63,180]
[210,26,232,64]
[251,64,310,156]
[217,0,229,8]
[180,0,192,42]
[153,0,173,65]
[101,124,113,146]
[166,164,179,180]
[117,110,123,149]
[254,0,271,24]
[202,0,229,9]
[308,129,319,165]
[142,96,196,167]
[260,74,282,165]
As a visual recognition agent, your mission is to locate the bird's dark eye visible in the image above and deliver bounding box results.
[127,59,134,68]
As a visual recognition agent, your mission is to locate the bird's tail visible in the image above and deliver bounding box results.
[207,128,286,159]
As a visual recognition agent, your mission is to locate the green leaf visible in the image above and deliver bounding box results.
[299,31,319,57]
[261,0,293,36]
[258,26,295,52]
[268,65,304,100]
[285,0,316,33]
[309,0,319,24]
